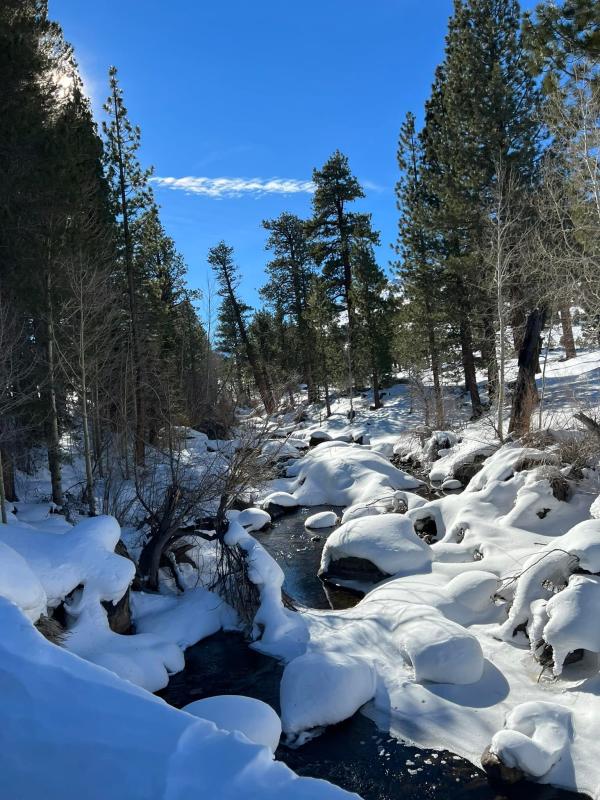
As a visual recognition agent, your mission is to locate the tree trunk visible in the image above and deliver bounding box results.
[424,299,444,428]
[459,317,482,418]
[482,315,498,402]
[371,368,381,409]
[112,84,145,466]
[324,380,332,418]
[0,448,7,525]
[45,268,63,507]
[559,305,576,359]
[509,308,546,436]
[1,447,16,503]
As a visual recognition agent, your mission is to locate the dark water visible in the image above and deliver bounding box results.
[254,504,361,609]
[160,631,584,800]
[159,506,585,800]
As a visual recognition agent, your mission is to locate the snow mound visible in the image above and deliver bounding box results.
[225,521,307,652]
[542,575,600,676]
[320,514,432,577]
[184,695,282,752]
[0,515,134,608]
[285,443,422,507]
[490,702,572,779]
[305,511,338,530]
[280,652,376,734]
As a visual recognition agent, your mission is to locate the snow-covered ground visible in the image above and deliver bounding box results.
[3,345,600,798]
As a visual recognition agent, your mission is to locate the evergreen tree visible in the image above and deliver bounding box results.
[261,213,317,401]
[419,0,540,417]
[209,242,275,413]
[396,110,446,427]
[351,244,394,409]
[102,65,154,465]
[309,151,379,383]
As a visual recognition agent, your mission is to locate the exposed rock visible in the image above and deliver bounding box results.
[413,515,438,543]
[481,745,524,784]
[35,614,67,646]
[103,588,132,634]
[319,556,389,585]
[309,430,332,447]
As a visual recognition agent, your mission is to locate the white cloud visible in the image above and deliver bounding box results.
[151,175,315,198]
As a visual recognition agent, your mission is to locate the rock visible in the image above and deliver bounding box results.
[261,491,299,519]
[103,588,132,635]
[353,433,370,445]
[311,535,322,542]
[441,478,463,491]
[319,556,389,585]
[481,745,524,784]
[309,430,332,447]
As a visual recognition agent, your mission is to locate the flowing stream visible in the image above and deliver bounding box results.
[159,505,585,799]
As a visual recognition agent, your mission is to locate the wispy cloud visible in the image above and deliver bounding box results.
[151,175,315,199]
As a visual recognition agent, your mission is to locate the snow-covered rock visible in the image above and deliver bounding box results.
[236,507,272,532]
[305,511,338,530]
[284,442,422,508]
[280,652,376,734]
[320,514,432,577]
[490,702,572,780]
[183,695,282,753]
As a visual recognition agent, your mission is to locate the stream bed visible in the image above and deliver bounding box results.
[159,506,585,800]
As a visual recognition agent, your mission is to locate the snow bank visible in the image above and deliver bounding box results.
[281,652,376,734]
[236,507,272,532]
[320,514,432,577]
[0,598,354,800]
[225,521,307,653]
[184,695,282,752]
[0,540,46,621]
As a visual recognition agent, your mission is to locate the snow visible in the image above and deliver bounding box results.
[280,652,377,735]
[320,514,432,577]
[262,490,299,508]
[132,587,237,649]
[0,514,134,608]
[0,540,46,621]
[184,695,282,752]
[235,507,272,531]
[225,521,307,652]
[305,511,338,529]
[273,441,422,508]
[490,702,572,779]
[0,598,354,800]
[542,574,600,675]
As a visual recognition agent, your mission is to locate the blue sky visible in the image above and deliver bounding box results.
[50,0,535,310]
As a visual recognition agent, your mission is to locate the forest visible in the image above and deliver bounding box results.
[1,1,600,799]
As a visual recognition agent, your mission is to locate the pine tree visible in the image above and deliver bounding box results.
[309,151,379,385]
[102,65,154,465]
[209,242,275,413]
[396,110,446,427]
[420,0,540,417]
[351,243,394,409]
[261,213,318,401]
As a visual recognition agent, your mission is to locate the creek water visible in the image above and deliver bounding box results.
[159,505,585,800]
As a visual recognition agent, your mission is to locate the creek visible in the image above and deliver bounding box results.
[159,504,584,800]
